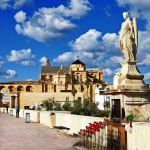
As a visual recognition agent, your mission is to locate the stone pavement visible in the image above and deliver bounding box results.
[0,113,79,150]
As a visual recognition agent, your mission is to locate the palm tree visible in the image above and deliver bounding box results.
[71,86,77,101]
[85,72,90,100]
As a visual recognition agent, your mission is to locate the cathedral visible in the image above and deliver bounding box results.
[0,58,104,109]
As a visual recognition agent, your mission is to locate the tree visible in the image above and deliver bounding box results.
[85,79,90,99]
[71,99,82,115]
[62,100,71,111]
[104,101,110,110]
[40,99,53,111]
[87,102,99,116]
[71,86,77,101]
[40,99,62,111]
[53,101,61,111]
[85,71,91,99]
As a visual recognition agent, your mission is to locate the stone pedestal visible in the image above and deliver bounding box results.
[110,61,150,121]
[115,61,147,90]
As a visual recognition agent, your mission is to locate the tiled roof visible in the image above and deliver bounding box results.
[41,66,70,74]
[72,59,85,65]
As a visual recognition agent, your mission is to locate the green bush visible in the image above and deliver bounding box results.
[36,105,41,111]
[125,113,136,121]
[53,101,61,111]
[71,99,82,115]
[71,99,109,117]
[104,101,110,110]
[87,102,98,116]
[40,99,61,111]
[93,110,110,117]
[62,100,71,111]
[99,110,110,117]
[40,99,53,111]
[82,99,90,116]
[40,98,110,118]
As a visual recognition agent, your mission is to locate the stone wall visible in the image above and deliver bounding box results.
[40,111,70,127]
[55,113,104,134]
[20,92,83,109]
[127,122,150,150]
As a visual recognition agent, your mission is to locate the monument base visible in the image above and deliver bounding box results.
[114,61,147,90]
[110,61,150,121]
[109,90,150,121]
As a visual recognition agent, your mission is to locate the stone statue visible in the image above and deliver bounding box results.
[119,12,138,62]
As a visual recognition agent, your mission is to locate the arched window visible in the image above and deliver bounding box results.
[41,75,46,80]
[17,86,24,92]
[8,86,15,92]
[26,86,33,92]
[0,86,5,91]
[76,73,80,82]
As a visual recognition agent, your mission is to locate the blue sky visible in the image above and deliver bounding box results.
[0,0,150,83]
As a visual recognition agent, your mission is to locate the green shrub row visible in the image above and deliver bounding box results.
[71,99,110,117]
[39,98,110,117]
[39,99,71,111]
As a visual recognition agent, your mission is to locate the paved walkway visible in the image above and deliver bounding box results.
[0,113,79,150]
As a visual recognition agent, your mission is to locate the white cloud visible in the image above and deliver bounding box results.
[54,50,105,67]
[115,0,150,29]
[0,0,10,10]
[14,0,92,42]
[110,56,123,64]
[39,57,49,66]
[70,30,119,55]
[70,29,102,51]
[0,0,32,10]
[0,58,16,78]
[116,0,150,29]
[137,31,150,59]
[144,72,150,81]
[138,54,150,66]
[54,52,74,64]
[0,61,4,68]
[102,33,119,53]
[14,0,32,8]
[104,68,113,77]
[26,79,33,81]
[7,49,35,66]
[14,11,26,23]
[6,70,17,78]
[21,60,34,66]
[116,0,150,23]
[54,29,120,67]
[65,0,92,19]
[116,0,150,8]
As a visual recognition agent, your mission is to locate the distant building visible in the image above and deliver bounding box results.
[95,85,110,110]
[0,58,104,109]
